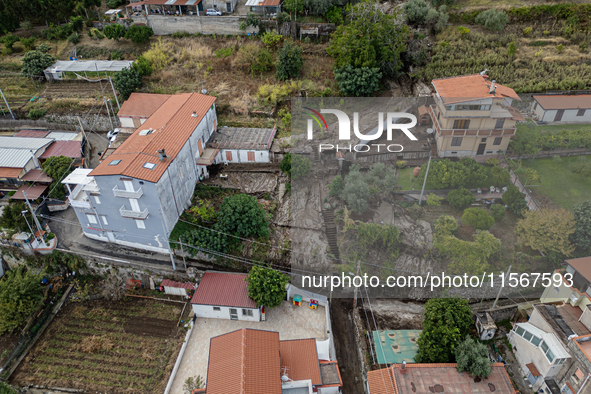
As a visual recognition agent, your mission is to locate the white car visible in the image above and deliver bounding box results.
[206,9,222,16]
[107,128,119,139]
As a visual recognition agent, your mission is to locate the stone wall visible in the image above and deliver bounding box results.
[44,114,115,132]
[146,15,257,35]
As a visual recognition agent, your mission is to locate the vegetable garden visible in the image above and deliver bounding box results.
[11,298,185,394]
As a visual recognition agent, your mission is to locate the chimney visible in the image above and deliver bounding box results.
[489,80,496,94]
[402,360,407,370]
[191,111,198,118]
[157,149,167,161]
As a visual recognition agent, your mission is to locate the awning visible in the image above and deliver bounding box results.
[526,363,541,377]
[196,148,219,166]
[105,9,122,14]
[20,169,53,183]
[0,167,23,179]
[61,168,93,185]
[10,185,48,200]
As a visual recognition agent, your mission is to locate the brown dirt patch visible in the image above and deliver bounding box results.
[124,316,177,338]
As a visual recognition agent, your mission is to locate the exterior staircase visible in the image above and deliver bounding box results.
[321,209,340,263]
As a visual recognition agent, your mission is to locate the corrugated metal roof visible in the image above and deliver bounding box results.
[45,132,79,141]
[190,272,256,308]
[45,60,134,74]
[14,130,50,138]
[0,136,54,150]
[207,126,276,150]
[90,93,216,183]
[207,328,282,394]
[160,279,194,289]
[0,148,36,168]
[40,141,82,159]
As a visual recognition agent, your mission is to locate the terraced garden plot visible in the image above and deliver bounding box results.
[11,298,185,394]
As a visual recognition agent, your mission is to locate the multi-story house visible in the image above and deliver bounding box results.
[541,256,591,308]
[429,73,525,158]
[63,93,218,253]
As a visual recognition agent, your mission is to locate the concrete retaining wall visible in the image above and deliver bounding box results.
[146,15,257,35]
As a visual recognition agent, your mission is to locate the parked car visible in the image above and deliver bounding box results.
[206,8,222,15]
[107,128,119,139]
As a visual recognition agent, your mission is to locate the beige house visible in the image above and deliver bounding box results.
[429,74,525,158]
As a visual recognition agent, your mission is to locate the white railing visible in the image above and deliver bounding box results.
[113,185,143,199]
[119,206,149,219]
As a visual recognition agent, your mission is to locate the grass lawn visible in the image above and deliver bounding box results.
[397,167,419,191]
[169,216,195,243]
[516,121,591,134]
[523,156,591,211]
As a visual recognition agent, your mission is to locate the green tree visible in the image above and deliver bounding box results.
[508,123,540,157]
[435,215,458,235]
[446,187,475,210]
[261,30,282,49]
[124,25,153,44]
[334,65,382,97]
[455,335,492,378]
[0,265,45,334]
[573,200,591,252]
[104,23,126,41]
[70,15,84,32]
[36,43,51,53]
[364,162,397,193]
[245,266,289,308]
[491,165,510,187]
[19,37,36,52]
[133,55,153,76]
[516,208,575,257]
[283,0,303,15]
[415,298,473,363]
[462,207,495,230]
[42,156,74,200]
[404,0,431,24]
[326,6,343,25]
[490,204,505,221]
[1,34,19,50]
[217,193,270,240]
[21,50,56,77]
[328,176,344,197]
[114,67,142,100]
[291,154,311,180]
[502,185,528,216]
[327,0,409,78]
[475,9,508,31]
[341,166,370,214]
[276,41,303,81]
[0,201,31,233]
[435,230,499,275]
[572,160,591,180]
[280,153,292,177]
[426,193,442,206]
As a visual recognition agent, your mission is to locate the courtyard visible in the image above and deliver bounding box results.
[169,300,329,394]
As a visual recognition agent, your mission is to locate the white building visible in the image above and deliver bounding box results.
[190,271,261,321]
[160,279,194,296]
[532,94,591,123]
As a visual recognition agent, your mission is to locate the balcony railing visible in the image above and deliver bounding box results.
[119,206,149,219]
[113,185,143,199]
[428,106,516,137]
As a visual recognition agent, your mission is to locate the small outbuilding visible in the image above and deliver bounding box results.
[532,94,591,123]
[475,311,498,340]
[208,126,276,164]
[190,271,261,321]
[160,279,194,297]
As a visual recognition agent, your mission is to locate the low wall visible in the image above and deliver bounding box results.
[147,14,257,35]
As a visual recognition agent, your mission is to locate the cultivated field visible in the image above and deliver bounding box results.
[11,298,185,394]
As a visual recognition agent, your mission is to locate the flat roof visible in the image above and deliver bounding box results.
[567,256,591,283]
[10,184,48,200]
[372,330,421,364]
[534,94,591,110]
[14,130,50,138]
[20,169,53,183]
[207,126,276,150]
[44,60,133,74]
[45,132,80,141]
[118,93,171,118]
[61,168,94,185]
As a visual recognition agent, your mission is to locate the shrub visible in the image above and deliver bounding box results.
[291,154,311,179]
[261,30,282,49]
[68,33,81,45]
[523,26,532,35]
[557,44,564,53]
[462,207,495,230]
[327,7,344,25]
[20,21,33,30]
[446,187,475,210]
[36,43,51,53]
[506,41,517,57]
[132,55,152,76]
[1,34,19,50]
[21,50,56,77]
[457,26,470,37]
[334,65,382,97]
[404,0,431,24]
[427,193,443,206]
[397,160,406,169]
[276,40,303,80]
[70,16,84,32]
[113,67,142,100]
[104,23,126,41]
[475,9,508,31]
[280,153,291,176]
[328,176,345,197]
[490,204,505,221]
[502,184,528,216]
[217,193,270,239]
[491,165,510,187]
[485,158,499,166]
[246,266,289,308]
[20,37,36,52]
[214,46,233,58]
[435,215,459,235]
[28,108,46,120]
[125,25,153,44]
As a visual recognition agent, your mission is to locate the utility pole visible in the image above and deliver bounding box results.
[107,99,118,128]
[353,261,361,308]
[493,265,511,309]
[108,77,120,110]
[0,87,14,119]
[104,98,114,131]
[77,116,90,152]
[418,152,432,206]
[22,191,44,242]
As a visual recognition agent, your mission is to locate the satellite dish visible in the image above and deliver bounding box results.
[201,89,207,94]
[426,128,434,134]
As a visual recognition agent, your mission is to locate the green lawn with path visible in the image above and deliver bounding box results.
[524,155,591,211]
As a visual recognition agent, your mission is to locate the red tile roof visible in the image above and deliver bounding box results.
[207,328,281,394]
[280,339,321,385]
[534,94,591,110]
[432,74,520,105]
[191,272,257,308]
[20,169,52,183]
[39,140,82,159]
[160,279,194,289]
[0,167,23,178]
[367,367,397,394]
[566,256,591,283]
[10,184,47,200]
[118,92,171,118]
[90,93,216,183]
[14,130,50,138]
